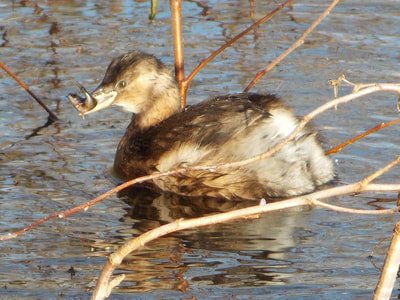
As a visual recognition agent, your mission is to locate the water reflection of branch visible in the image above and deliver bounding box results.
[244,0,341,92]
[0,60,59,121]
[0,26,8,47]
[367,197,398,210]
[1,116,58,151]
[369,237,387,272]
[24,116,55,140]
[191,0,210,17]
[149,0,158,20]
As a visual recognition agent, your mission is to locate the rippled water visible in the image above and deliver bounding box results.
[1,0,399,299]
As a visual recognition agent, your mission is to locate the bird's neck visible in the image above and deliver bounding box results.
[135,93,181,129]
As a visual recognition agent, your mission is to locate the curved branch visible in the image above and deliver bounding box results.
[91,181,400,299]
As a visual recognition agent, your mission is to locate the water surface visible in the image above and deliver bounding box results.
[1,0,399,298]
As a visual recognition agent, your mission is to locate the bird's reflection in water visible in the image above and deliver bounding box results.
[113,187,310,293]
[119,186,253,223]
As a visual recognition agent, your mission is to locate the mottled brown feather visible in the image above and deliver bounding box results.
[73,51,334,200]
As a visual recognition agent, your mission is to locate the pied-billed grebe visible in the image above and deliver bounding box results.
[68,50,334,200]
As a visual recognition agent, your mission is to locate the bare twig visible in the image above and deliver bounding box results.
[360,156,400,188]
[169,0,185,108]
[0,60,59,121]
[373,222,400,300]
[243,0,341,92]
[105,274,125,298]
[182,0,292,100]
[0,170,184,241]
[325,118,400,155]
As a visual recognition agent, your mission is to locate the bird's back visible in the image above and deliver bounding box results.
[114,93,334,200]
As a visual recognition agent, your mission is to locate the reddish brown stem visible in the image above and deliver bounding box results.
[169,0,185,108]
[0,170,183,241]
[182,0,292,100]
[326,118,400,155]
[244,0,341,92]
[0,60,59,121]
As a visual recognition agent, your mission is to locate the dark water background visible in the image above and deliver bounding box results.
[1,0,399,298]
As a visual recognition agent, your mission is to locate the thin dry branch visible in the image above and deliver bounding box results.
[360,156,400,188]
[0,170,184,241]
[1,82,399,241]
[373,222,400,300]
[0,60,59,121]
[325,118,400,155]
[91,156,400,299]
[182,0,292,99]
[243,0,341,92]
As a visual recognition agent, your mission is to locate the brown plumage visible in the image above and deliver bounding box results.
[68,50,334,200]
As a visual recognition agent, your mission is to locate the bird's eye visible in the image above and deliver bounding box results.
[116,81,127,89]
